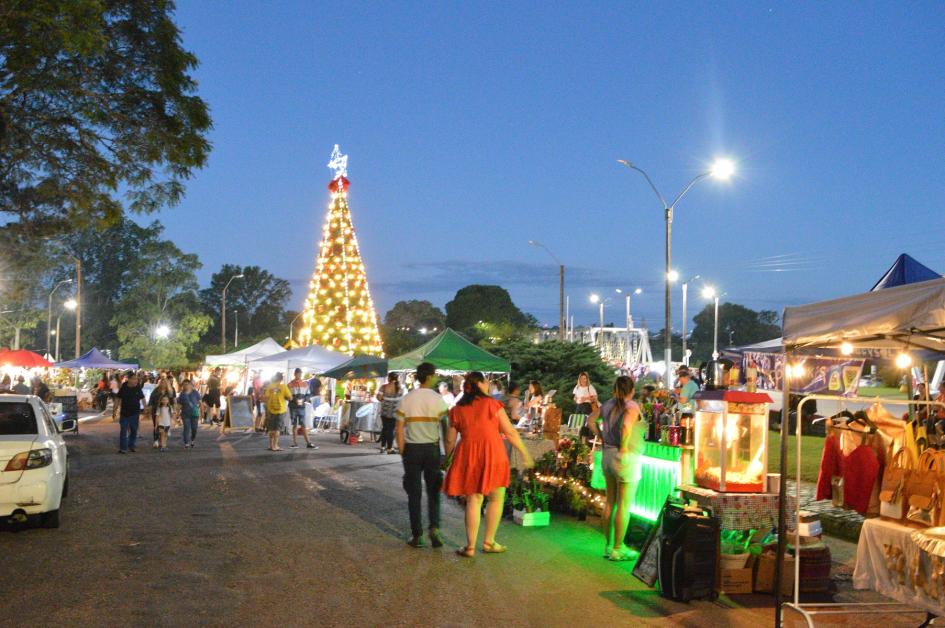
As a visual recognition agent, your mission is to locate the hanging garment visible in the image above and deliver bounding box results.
[843,444,881,516]
[816,432,843,501]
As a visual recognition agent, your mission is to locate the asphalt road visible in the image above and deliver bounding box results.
[0,416,906,627]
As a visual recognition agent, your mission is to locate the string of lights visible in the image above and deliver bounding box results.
[297,146,384,356]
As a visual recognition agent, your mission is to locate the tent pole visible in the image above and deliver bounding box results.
[775,350,791,628]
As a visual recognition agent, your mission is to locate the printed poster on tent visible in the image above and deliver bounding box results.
[742,352,865,396]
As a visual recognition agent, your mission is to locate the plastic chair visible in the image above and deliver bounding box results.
[314,401,341,431]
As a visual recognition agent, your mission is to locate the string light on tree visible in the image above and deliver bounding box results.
[297,145,384,356]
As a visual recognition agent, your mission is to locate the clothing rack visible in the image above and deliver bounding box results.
[781,395,945,627]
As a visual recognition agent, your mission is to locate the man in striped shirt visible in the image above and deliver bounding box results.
[396,362,449,548]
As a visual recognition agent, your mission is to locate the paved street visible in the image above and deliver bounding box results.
[0,416,919,627]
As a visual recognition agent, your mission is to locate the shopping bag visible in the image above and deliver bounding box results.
[906,450,945,527]
[880,447,916,521]
[830,476,844,508]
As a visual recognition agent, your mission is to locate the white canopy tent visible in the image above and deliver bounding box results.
[775,277,945,626]
[248,343,349,374]
[204,337,286,367]
[782,277,945,354]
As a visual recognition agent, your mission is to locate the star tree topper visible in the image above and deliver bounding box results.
[327,144,348,180]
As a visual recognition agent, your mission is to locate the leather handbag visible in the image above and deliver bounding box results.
[906,450,945,527]
[880,446,917,521]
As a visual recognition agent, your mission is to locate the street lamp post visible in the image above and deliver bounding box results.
[590,294,610,348]
[220,273,244,353]
[681,274,700,366]
[46,278,73,356]
[703,286,721,359]
[528,240,565,341]
[234,310,239,349]
[56,299,77,362]
[289,311,304,345]
[618,158,734,374]
[615,287,642,330]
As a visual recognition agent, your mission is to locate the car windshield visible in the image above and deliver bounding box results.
[0,402,38,435]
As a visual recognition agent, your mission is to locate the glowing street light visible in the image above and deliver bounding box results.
[618,157,736,372]
[667,270,680,283]
[155,324,171,339]
[710,158,736,181]
[840,342,854,356]
[64,298,78,311]
[46,278,73,356]
[590,293,610,348]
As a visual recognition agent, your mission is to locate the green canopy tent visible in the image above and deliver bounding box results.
[320,355,388,380]
[387,328,510,374]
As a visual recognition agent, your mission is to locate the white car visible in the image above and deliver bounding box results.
[0,395,75,528]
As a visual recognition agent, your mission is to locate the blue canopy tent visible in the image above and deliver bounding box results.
[870,253,941,291]
[725,254,942,357]
[55,348,138,370]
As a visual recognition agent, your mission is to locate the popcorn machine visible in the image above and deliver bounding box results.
[693,390,771,493]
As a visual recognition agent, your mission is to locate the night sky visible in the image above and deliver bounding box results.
[159,2,945,330]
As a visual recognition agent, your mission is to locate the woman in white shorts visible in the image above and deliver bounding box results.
[590,376,645,561]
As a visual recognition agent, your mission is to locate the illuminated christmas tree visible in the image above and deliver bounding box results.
[297,145,384,356]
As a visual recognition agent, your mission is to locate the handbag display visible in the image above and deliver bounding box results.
[906,450,945,527]
[831,476,844,508]
[880,447,917,521]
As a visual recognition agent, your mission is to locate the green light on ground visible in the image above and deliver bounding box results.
[587,444,683,521]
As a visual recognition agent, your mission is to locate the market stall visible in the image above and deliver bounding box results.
[320,356,389,443]
[204,337,286,367]
[776,276,945,626]
[387,328,510,375]
[248,343,348,376]
[54,348,139,427]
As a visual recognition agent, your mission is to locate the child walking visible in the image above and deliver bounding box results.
[156,396,172,452]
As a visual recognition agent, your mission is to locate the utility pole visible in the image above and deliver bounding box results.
[75,258,82,358]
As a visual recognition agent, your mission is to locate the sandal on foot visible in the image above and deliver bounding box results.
[482,541,507,554]
[608,547,636,562]
[455,546,475,557]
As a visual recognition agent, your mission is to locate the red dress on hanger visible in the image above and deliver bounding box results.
[815,432,843,501]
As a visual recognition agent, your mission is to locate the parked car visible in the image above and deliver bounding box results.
[0,395,75,528]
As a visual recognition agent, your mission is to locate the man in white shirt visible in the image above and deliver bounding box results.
[396,362,448,548]
[438,382,456,408]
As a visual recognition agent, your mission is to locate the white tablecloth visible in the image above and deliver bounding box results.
[854,517,945,615]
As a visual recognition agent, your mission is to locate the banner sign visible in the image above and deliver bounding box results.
[742,352,865,396]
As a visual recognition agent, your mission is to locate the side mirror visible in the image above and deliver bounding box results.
[58,419,77,433]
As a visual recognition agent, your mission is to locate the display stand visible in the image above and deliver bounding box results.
[680,484,794,531]
[631,442,684,522]
[781,394,944,627]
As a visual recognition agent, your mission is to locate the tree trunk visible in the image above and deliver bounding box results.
[13,327,20,350]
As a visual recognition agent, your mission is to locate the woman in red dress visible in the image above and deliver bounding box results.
[443,372,534,557]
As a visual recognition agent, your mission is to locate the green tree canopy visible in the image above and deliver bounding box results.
[198,264,292,352]
[381,300,446,356]
[688,302,780,364]
[0,0,212,235]
[444,285,534,345]
[109,223,210,367]
[489,339,616,415]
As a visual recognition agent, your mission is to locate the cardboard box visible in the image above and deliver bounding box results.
[754,552,795,596]
[720,568,753,595]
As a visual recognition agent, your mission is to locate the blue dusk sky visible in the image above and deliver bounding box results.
[160,1,945,329]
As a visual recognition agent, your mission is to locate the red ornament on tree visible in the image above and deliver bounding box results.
[328,176,350,193]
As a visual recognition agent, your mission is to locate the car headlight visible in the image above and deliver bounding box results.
[4,448,53,471]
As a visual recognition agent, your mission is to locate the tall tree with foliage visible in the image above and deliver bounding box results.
[445,285,534,343]
[380,300,445,356]
[0,0,212,235]
[688,302,780,364]
[489,339,615,415]
[198,264,292,351]
[109,223,210,367]
[0,233,60,349]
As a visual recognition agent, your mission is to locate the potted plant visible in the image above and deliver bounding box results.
[511,476,551,527]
